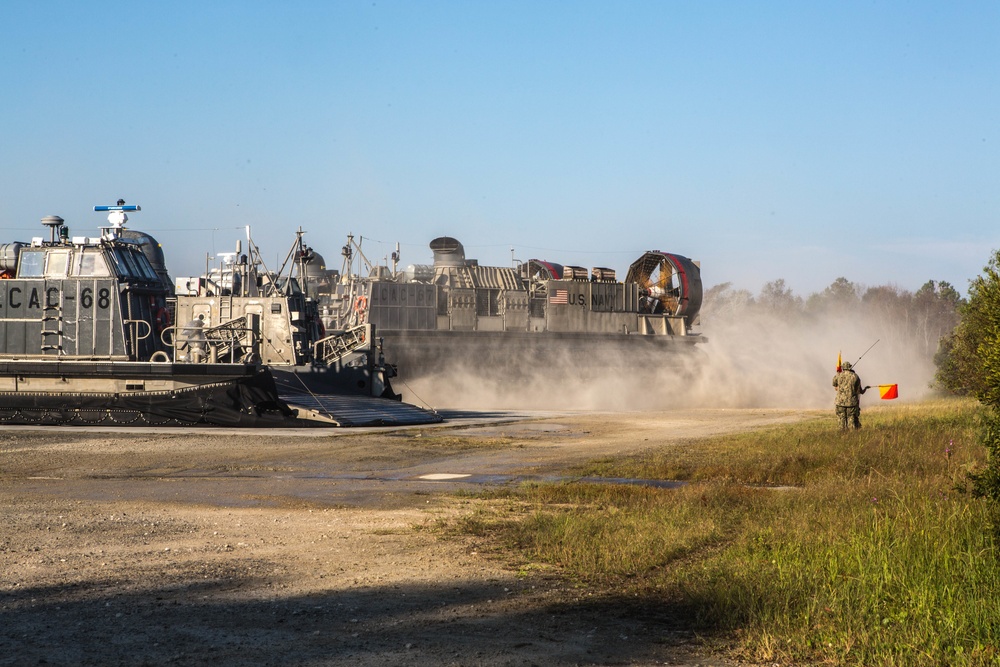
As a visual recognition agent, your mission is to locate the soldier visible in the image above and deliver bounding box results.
[832,361,870,429]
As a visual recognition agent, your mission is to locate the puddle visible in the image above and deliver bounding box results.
[453,423,573,438]
[400,472,684,489]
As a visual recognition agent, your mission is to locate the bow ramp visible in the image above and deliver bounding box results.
[280,392,441,427]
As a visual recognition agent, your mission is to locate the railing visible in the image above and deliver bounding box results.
[313,324,369,364]
[173,315,260,363]
[203,316,253,361]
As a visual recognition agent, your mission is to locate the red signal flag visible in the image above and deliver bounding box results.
[878,384,898,400]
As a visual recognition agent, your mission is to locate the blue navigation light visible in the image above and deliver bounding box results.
[94,205,141,212]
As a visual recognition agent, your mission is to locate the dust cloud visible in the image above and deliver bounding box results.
[685,309,937,409]
[392,309,938,413]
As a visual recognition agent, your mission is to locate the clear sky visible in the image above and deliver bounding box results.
[1,1,997,296]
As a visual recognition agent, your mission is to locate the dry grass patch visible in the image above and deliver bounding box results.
[452,399,1000,666]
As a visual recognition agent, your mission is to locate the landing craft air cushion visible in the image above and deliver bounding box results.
[284,234,705,385]
[0,203,440,427]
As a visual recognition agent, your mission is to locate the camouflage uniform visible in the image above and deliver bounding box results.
[832,361,867,429]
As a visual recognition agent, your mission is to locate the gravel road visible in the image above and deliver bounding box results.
[0,407,816,666]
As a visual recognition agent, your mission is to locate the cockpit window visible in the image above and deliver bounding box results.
[108,247,159,282]
[16,251,45,277]
[72,250,111,277]
[107,248,130,277]
[44,250,71,277]
[132,252,159,282]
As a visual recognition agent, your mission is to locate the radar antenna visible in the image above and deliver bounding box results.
[94,199,141,240]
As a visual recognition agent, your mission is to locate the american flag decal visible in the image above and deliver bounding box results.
[549,289,569,304]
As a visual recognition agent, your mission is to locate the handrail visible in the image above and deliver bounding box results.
[313,324,369,363]
[170,315,259,363]
[202,316,255,362]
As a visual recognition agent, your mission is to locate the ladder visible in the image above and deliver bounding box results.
[39,290,63,355]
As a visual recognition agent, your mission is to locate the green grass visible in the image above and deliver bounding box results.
[453,399,1000,665]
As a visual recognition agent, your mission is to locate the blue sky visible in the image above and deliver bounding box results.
[1,1,997,296]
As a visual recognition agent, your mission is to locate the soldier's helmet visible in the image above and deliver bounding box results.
[842,361,852,371]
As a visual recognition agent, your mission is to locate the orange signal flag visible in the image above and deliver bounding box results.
[878,384,899,400]
[837,351,842,373]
